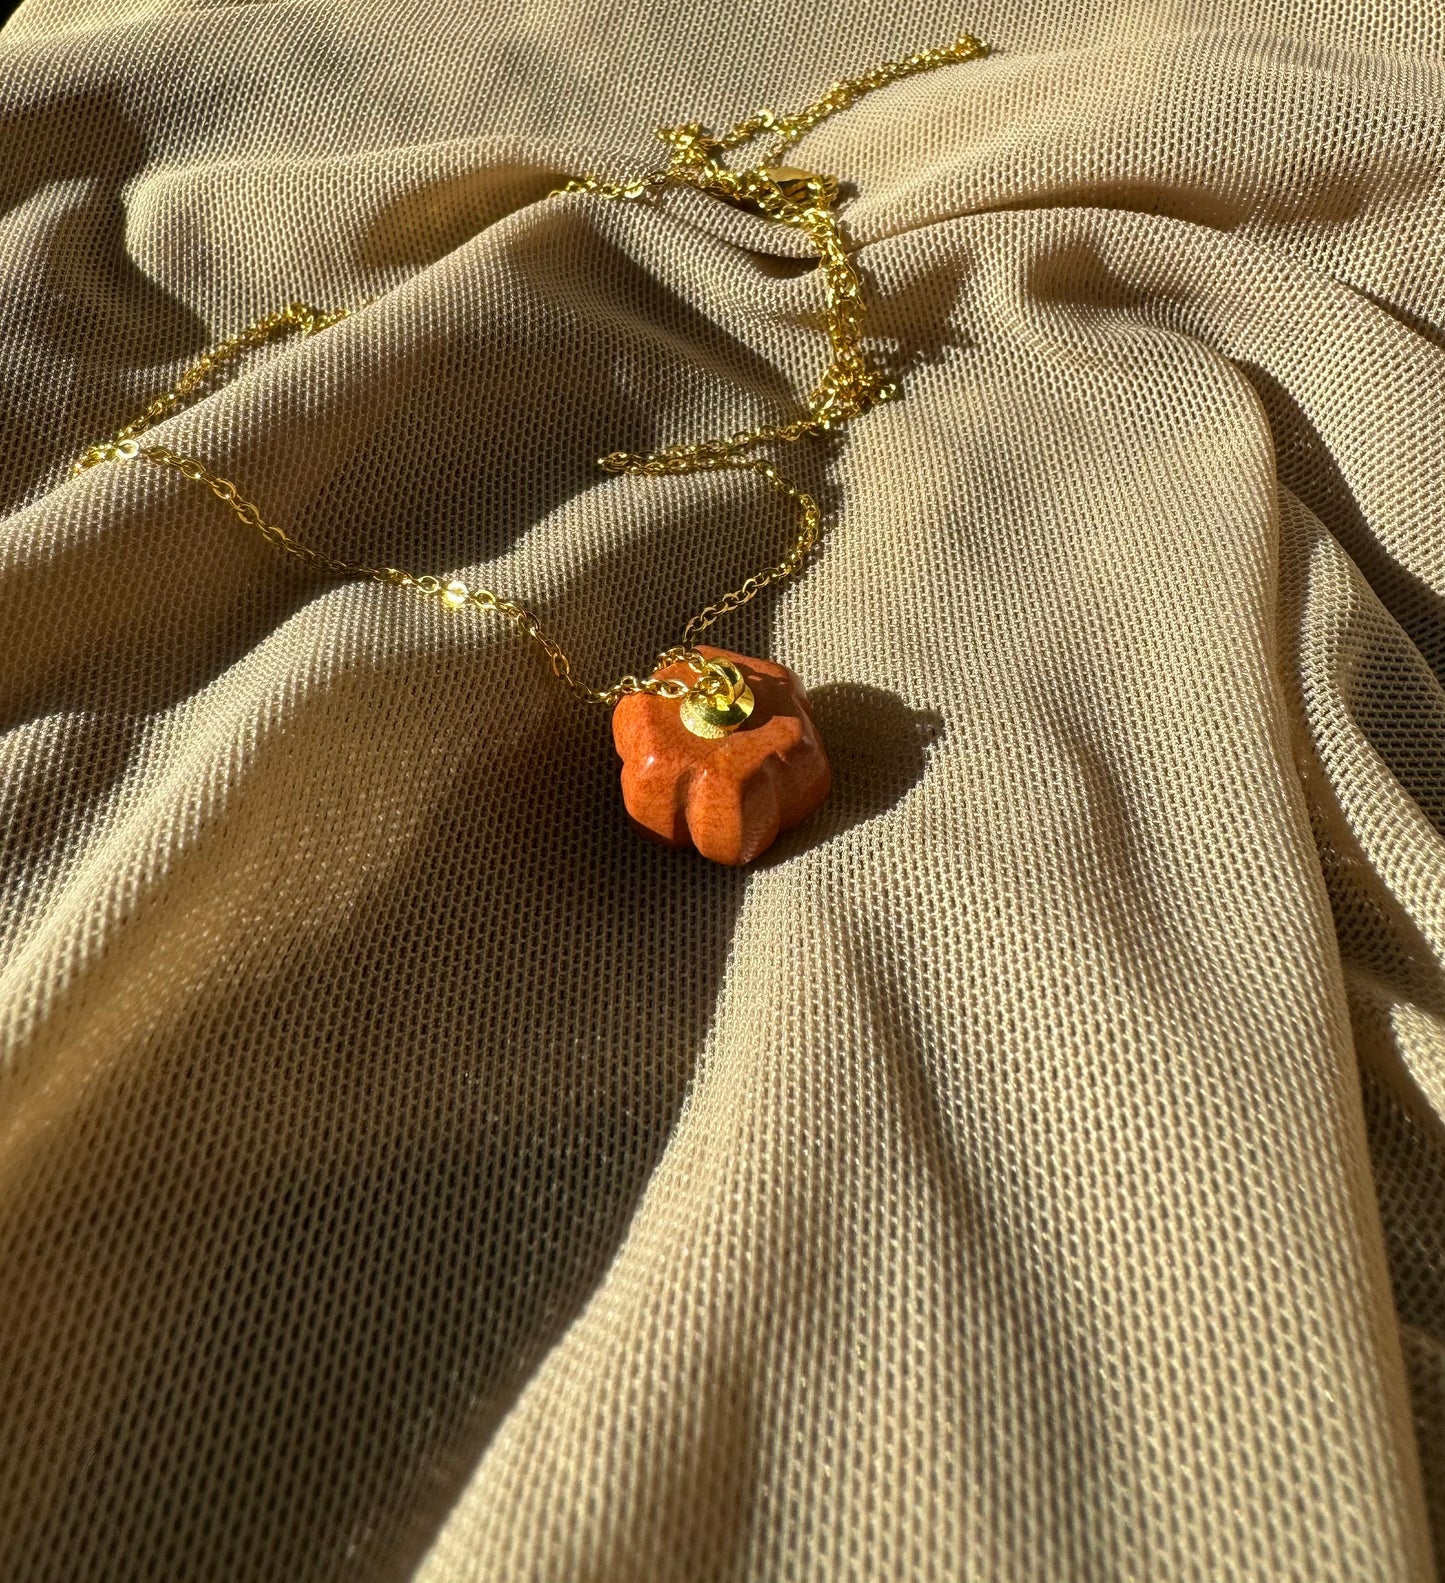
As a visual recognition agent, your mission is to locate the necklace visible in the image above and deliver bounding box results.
[73,31,990,864]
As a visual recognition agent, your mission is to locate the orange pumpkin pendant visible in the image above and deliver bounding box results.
[612,646,832,865]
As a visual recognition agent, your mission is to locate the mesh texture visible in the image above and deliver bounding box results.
[0,2,1443,1579]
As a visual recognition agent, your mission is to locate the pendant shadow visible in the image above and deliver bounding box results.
[757,681,944,866]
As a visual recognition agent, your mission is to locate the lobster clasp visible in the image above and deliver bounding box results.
[716,166,840,216]
[753,167,839,209]
[656,124,840,215]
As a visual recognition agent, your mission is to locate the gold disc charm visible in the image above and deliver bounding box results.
[679,656,755,739]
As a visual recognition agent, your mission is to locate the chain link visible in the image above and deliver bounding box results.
[74,33,988,706]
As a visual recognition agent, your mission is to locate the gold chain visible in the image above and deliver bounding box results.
[73,33,989,707]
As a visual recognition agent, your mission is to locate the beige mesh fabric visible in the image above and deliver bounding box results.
[1,0,1443,1578]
